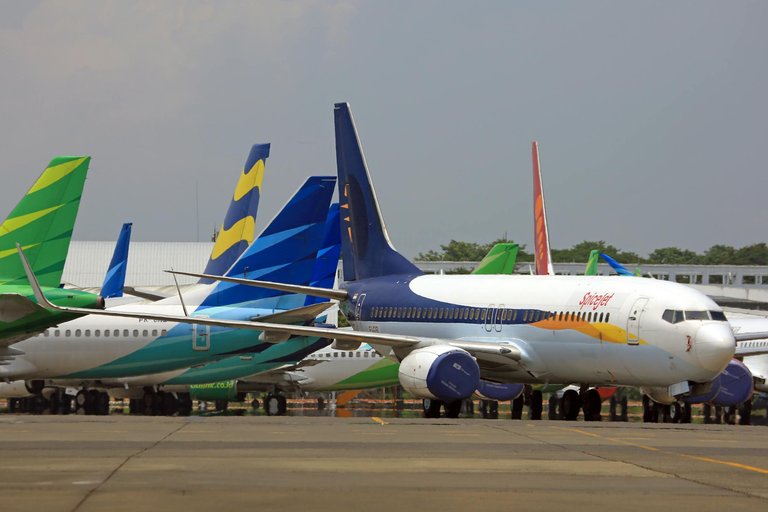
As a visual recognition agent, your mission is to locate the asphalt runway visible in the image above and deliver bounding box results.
[0,415,766,512]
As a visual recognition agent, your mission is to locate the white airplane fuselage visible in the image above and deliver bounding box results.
[344,273,735,387]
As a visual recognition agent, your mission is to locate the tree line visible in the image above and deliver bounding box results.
[416,240,768,266]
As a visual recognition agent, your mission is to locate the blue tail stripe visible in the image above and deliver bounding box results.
[198,176,335,310]
[334,103,421,280]
[100,222,132,299]
[305,203,341,306]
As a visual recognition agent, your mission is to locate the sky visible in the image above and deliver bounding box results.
[1,1,766,259]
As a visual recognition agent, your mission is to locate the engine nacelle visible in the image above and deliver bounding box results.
[332,340,362,351]
[475,380,525,401]
[640,386,678,405]
[398,345,480,403]
[0,381,36,398]
[684,359,753,406]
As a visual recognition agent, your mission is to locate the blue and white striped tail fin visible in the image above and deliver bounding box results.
[305,203,341,306]
[100,222,132,299]
[198,176,336,310]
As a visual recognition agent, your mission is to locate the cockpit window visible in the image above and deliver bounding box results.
[663,309,725,323]
[710,310,727,321]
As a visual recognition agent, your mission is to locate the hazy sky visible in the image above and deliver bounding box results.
[1,1,766,259]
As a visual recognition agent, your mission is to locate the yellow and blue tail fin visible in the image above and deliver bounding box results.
[0,156,90,287]
[200,143,269,283]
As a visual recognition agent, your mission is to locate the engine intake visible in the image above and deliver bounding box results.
[398,345,479,402]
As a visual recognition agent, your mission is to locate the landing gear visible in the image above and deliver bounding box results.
[444,400,462,418]
[264,393,287,416]
[422,398,443,418]
[510,396,524,420]
[723,405,737,425]
[178,393,193,416]
[528,390,543,420]
[738,399,752,425]
[582,389,602,422]
[560,389,581,421]
[548,394,559,420]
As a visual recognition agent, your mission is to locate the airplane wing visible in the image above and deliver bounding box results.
[735,335,768,357]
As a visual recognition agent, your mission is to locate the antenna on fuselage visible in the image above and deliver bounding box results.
[170,267,189,317]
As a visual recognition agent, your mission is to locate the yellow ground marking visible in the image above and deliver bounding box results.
[371,417,387,425]
[555,426,768,474]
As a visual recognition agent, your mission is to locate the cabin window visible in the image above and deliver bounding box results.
[161,329,167,336]
[605,313,610,322]
[598,313,604,322]
[439,308,445,320]
[44,331,49,337]
[142,330,148,337]
[94,330,100,337]
[85,330,91,337]
[75,329,82,337]
[65,330,71,337]
[54,330,60,337]
[132,329,139,337]
[152,329,158,336]
[363,352,369,358]
[333,352,338,358]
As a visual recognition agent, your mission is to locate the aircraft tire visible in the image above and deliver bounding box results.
[422,399,442,418]
[48,392,61,415]
[178,393,193,416]
[561,389,581,421]
[511,396,524,420]
[251,398,260,411]
[143,390,157,416]
[724,405,737,425]
[444,400,462,418]
[547,394,559,420]
[738,399,752,425]
[582,389,602,422]
[277,394,287,415]
[8,398,17,413]
[96,392,110,415]
[215,400,229,413]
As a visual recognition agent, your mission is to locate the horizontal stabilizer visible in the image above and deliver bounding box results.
[254,302,335,325]
[0,294,47,323]
[167,270,348,301]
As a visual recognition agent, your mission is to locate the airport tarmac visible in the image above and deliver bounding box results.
[0,416,766,512]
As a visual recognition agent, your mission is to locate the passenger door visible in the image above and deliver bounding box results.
[626,298,648,345]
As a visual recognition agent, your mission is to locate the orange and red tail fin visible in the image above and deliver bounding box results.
[532,141,553,276]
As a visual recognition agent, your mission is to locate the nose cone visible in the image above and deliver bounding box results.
[694,323,735,375]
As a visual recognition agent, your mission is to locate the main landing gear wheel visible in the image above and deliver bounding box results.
[444,400,462,418]
[582,389,602,422]
[422,398,443,419]
[528,390,543,420]
[510,396,524,420]
[738,399,752,425]
[264,393,287,416]
[560,389,581,421]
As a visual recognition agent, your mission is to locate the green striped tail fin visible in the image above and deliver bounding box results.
[472,243,519,275]
[0,156,91,287]
[584,249,600,276]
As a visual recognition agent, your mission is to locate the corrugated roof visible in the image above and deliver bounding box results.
[63,241,214,287]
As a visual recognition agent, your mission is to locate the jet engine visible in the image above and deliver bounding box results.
[398,345,480,402]
[683,359,753,407]
[642,360,753,407]
[475,380,525,401]
[0,380,36,398]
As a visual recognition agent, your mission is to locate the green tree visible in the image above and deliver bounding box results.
[733,243,768,265]
[645,247,701,264]
[702,244,736,265]
[417,239,531,262]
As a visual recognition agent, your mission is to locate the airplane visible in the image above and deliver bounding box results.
[0,156,104,351]
[75,102,739,420]
[4,152,337,415]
